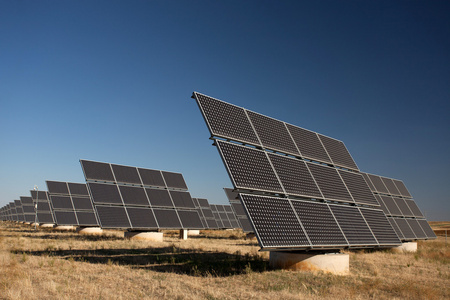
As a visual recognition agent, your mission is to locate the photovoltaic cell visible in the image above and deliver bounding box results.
[366,174,389,194]
[329,205,377,246]
[306,163,353,203]
[111,164,141,184]
[318,134,359,171]
[170,191,195,208]
[216,140,283,193]
[193,92,260,145]
[240,194,310,249]
[417,219,436,239]
[338,170,379,206]
[286,124,332,164]
[393,198,414,217]
[47,181,69,194]
[118,186,150,206]
[81,160,115,182]
[75,211,98,226]
[96,206,131,228]
[138,168,165,187]
[407,219,427,239]
[404,199,424,218]
[380,177,401,196]
[72,197,94,210]
[359,208,400,245]
[88,183,123,204]
[394,218,416,240]
[153,209,182,228]
[392,179,412,198]
[291,200,347,246]
[388,218,404,240]
[162,171,188,190]
[68,183,89,196]
[54,211,77,225]
[178,210,204,229]
[145,189,173,207]
[247,111,299,156]
[126,207,158,229]
[268,153,322,198]
[380,196,402,216]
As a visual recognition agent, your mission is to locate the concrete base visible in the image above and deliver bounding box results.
[54,225,75,231]
[40,223,55,228]
[188,230,200,236]
[392,242,418,253]
[76,227,103,235]
[124,231,164,241]
[269,252,349,275]
[180,229,188,240]
[30,223,39,227]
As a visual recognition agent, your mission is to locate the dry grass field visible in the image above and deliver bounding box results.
[1,222,448,300]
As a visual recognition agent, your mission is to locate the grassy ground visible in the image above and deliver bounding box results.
[0,222,448,300]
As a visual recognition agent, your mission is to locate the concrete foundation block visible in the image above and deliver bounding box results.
[180,229,188,240]
[124,231,164,241]
[392,242,418,253]
[40,223,56,228]
[188,230,200,236]
[76,227,103,235]
[54,225,75,231]
[269,252,350,275]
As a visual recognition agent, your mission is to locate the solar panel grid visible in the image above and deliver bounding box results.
[394,218,416,240]
[406,219,427,239]
[76,211,98,226]
[359,208,401,245]
[96,206,131,228]
[338,170,379,206]
[54,211,78,225]
[380,196,403,216]
[68,183,89,196]
[118,186,150,206]
[393,198,414,217]
[246,111,299,156]
[126,207,158,229]
[380,177,402,196]
[138,168,166,187]
[366,174,389,194]
[361,173,376,192]
[153,209,182,228]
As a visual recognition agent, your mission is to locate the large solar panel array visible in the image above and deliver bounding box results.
[192,92,436,251]
[224,188,254,233]
[80,160,204,230]
[47,181,99,227]
[361,172,436,241]
[210,204,241,229]
[192,198,219,229]
[14,200,25,222]
[30,190,55,224]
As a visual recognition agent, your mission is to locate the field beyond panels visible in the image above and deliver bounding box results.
[1,222,448,300]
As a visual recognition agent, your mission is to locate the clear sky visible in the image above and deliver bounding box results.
[1,1,449,220]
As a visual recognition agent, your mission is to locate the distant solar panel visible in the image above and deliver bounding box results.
[82,160,203,230]
[31,190,55,224]
[193,198,218,229]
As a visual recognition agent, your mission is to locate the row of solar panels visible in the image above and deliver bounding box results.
[0,161,245,232]
[192,92,436,251]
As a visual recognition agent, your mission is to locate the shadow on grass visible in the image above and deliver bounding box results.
[14,246,268,277]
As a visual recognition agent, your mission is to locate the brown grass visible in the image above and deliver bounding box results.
[1,221,449,300]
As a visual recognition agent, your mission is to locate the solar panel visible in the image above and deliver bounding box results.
[126,207,158,229]
[285,124,332,164]
[153,209,182,228]
[358,208,401,245]
[328,204,377,246]
[216,140,284,193]
[80,160,115,182]
[416,219,436,239]
[31,190,55,224]
[373,195,390,215]
[306,162,353,203]
[193,92,260,145]
[72,197,94,210]
[138,168,166,187]
[338,170,379,206]
[54,211,78,225]
[111,164,141,184]
[146,189,173,207]
[169,191,196,209]
[406,219,427,239]
[380,196,402,216]
[96,206,131,228]
[393,198,414,217]
[405,199,424,218]
[206,219,219,229]
[366,174,389,194]
[268,153,322,198]
[88,183,123,204]
[118,186,150,206]
[162,171,188,190]
[68,183,89,196]
[240,194,310,249]
[50,195,74,210]
[318,134,359,171]
[393,218,416,240]
[36,213,54,224]
[392,179,412,198]
[387,217,404,240]
[76,211,98,226]
[380,177,401,196]
[47,181,69,194]
[291,200,347,246]
[177,210,204,229]
[361,173,376,191]
[246,111,299,156]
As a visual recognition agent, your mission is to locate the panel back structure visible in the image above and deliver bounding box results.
[361,172,436,241]
[47,181,99,227]
[80,160,203,230]
[192,92,402,251]
[30,190,55,224]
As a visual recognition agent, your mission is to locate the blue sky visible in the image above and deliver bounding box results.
[1,1,449,220]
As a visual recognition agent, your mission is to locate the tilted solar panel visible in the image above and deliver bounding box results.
[380,177,401,196]
[406,219,427,239]
[393,218,416,240]
[338,170,379,206]
[111,164,141,185]
[358,208,400,245]
[392,179,412,198]
[405,199,424,218]
[81,160,115,182]
[318,134,359,171]
[416,219,436,239]
[366,174,389,194]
